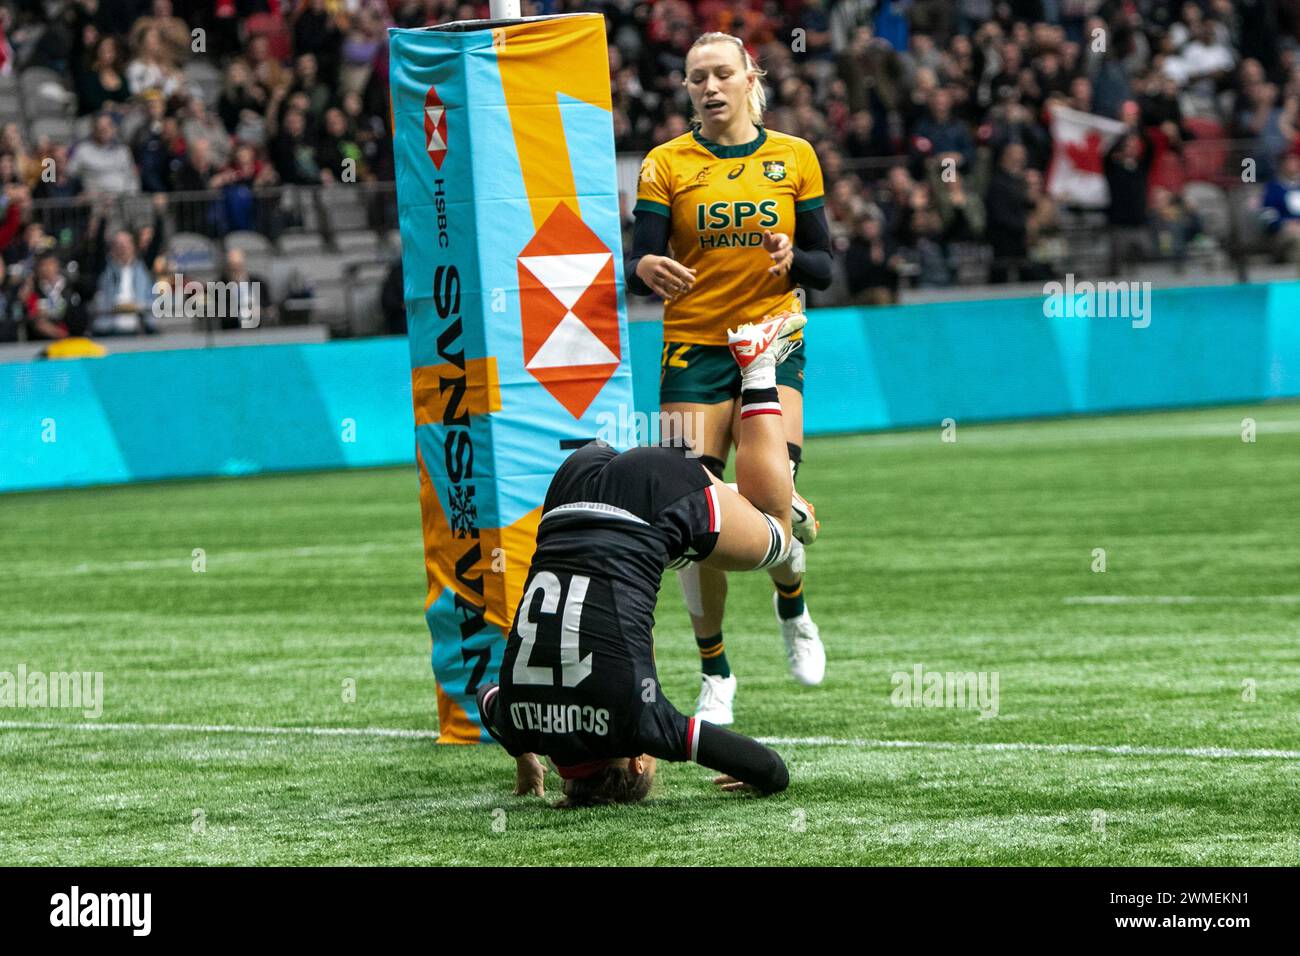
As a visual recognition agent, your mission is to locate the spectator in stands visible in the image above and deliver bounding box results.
[171,138,223,235]
[292,0,347,88]
[69,114,140,196]
[316,107,367,184]
[0,152,21,190]
[182,96,233,168]
[173,137,218,192]
[929,156,985,241]
[2,124,39,188]
[218,248,275,330]
[4,220,54,275]
[218,61,270,147]
[32,146,79,201]
[20,253,85,341]
[1165,16,1236,116]
[243,33,292,102]
[211,141,277,233]
[340,90,386,173]
[132,91,173,193]
[1261,150,1300,271]
[1105,124,1155,272]
[93,229,156,336]
[912,88,975,171]
[340,7,386,98]
[985,142,1031,283]
[1149,186,1202,269]
[1234,82,1296,183]
[271,108,322,185]
[77,35,132,116]
[129,0,192,66]
[292,53,333,125]
[845,212,901,305]
[0,184,30,261]
[126,24,185,99]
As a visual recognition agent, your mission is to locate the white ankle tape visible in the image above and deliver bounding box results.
[740,361,776,391]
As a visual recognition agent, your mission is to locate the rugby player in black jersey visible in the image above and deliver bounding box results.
[476,307,817,806]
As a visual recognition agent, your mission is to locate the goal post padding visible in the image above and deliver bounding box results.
[389,14,635,743]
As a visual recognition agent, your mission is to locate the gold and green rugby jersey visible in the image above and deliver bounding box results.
[635,126,825,346]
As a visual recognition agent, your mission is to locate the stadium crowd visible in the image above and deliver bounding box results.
[3,0,1300,341]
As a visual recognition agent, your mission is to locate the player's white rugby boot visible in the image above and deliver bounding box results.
[726,308,806,372]
[775,593,826,686]
[694,673,738,726]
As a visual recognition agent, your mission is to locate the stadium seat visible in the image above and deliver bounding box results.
[19,67,74,117]
[224,230,275,260]
[1183,182,1232,243]
[167,232,222,281]
[334,231,385,256]
[278,232,327,255]
[29,116,77,145]
[0,91,22,120]
[321,188,371,233]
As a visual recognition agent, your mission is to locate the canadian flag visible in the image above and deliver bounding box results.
[1046,104,1128,208]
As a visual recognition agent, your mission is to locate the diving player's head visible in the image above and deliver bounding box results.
[684,32,767,137]
[555,755,658,808]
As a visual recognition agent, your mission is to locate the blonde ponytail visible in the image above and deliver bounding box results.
[686,32,767,126]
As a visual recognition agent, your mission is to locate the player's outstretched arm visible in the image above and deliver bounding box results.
[692,721,789,795]
[477,683,548,797]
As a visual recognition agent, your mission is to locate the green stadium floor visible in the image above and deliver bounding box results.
[3,402,1299,865]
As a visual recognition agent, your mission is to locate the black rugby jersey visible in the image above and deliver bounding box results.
[482,441,721,767]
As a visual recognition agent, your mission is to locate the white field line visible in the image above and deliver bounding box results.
[836,417,1300,450]
[0,719,439,739]
[1,719,1295,760]
[14,540,421,578]
[1065,595,1300,605]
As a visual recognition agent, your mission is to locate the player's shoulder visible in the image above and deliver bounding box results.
[644,131,703,169]
[763,127,820,161]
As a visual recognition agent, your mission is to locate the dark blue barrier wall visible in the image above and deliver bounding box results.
[3,282,1298,492]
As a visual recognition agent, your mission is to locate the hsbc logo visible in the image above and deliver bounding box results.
[424,85,448,169]
[517,203,621,419]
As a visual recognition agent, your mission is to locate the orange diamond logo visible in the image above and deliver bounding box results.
[424,85,448,169]
[518,203,620,418]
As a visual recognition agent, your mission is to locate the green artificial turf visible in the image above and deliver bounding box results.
[2,402,1298,865]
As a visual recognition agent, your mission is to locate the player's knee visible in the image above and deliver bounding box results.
[751,511,792,571]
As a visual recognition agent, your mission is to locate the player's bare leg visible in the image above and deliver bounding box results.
[727,368,826,686]
[702,311,806,571]
[765,386,825,685]
[660,399,732,640]
[662,399,737,722]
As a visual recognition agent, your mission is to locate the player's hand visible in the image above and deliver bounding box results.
[762,230,793,277]
[713,774,759,794]
[636,254,696,301]
[515,753,546,796]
